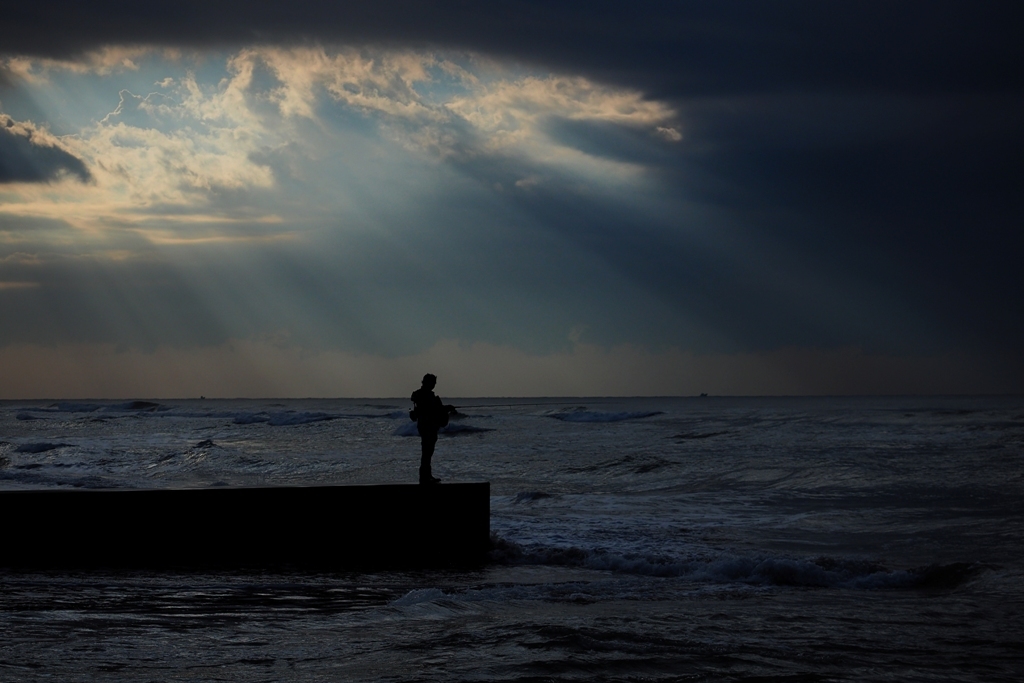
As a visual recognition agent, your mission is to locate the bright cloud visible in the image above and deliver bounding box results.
[243,47,442,121]
[3,46,156,84]
[0,45,682,245]
[447,74,676,134]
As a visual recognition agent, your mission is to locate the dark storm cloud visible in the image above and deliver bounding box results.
[463,86,1024,357]
[1,2,1022,96]
[2,1,1023,390]
[543,118,677,166]
[0,116,91,183]
[666,93,1024,353]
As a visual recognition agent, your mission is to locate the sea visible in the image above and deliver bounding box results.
[0,395,1022,682]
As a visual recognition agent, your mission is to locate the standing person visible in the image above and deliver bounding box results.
[410,373,450,484]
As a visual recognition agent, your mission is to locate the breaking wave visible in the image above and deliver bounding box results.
[489,536,982,590]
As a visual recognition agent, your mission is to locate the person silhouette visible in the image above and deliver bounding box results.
[410,373,451,484]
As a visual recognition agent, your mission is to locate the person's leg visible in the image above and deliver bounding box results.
[419,431,438,483]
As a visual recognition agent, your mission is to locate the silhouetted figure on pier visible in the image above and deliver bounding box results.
[410,373,453,484]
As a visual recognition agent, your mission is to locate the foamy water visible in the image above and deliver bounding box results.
[1,396,1022,681]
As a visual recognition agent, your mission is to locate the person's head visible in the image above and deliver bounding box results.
[422,373,437,389]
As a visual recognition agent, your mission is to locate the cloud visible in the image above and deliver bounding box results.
[0,12,1021,383]
[0,3,1020,97]
[3,46,152,84]
[246,47,442,121]
[216,47,678,172]
[442,73,677,181]
[0,114,91,183]
[0,63,278,234]
[2,45,1019,363]
[0,47,681,240]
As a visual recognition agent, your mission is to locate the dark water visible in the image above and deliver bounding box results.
[1,396,1022,680]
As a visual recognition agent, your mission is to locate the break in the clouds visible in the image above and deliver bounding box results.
[1,47,677,235]
[0,47,696,370]
[1,3,1022,397]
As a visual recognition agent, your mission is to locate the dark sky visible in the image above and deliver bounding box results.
[1,2,1022,396]
[5,2,1022,92]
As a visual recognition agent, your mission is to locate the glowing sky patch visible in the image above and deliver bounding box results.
[1,47,678,244]
[0,46,710,377]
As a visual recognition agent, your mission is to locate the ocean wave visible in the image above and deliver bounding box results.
[15,442,74,454]
[392,422,494,437]
[12,403,410,424]
[333,410,407,420]
[49,402,104,413]
[443,423,495,435]
[111,401,165,412]
[231,411,338,426]
[0,466,119,489]
[392,422,418,436]
[266,412,338,426]
[390,588,449,607]
[672,431,728,440]
[16,401,168,416]
[565,454,673,475]
[228,409,407,425]
[488,536,981,590]
[513,491,553,503]
[547,409,663,423]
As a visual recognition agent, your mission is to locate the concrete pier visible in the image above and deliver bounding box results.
[0,482,490,570]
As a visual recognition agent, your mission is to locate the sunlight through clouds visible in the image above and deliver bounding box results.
[1,45,683,247]
[0,5,1018,398]
[0,43,706,387]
